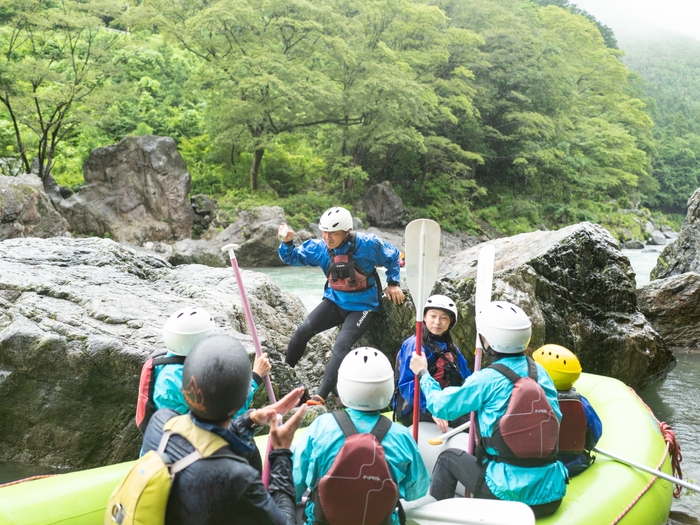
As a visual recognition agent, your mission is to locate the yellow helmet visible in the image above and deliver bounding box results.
[532,344,582,390]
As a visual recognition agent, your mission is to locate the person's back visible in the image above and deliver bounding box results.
[410,301,568,518]
[140,335,307,525]
[533,344,602,477]
[294,347,430,525]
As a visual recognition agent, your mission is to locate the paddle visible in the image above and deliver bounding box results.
[467,244,495,455]
[427,420,471,446]
[404,219,441,441]
[222,243,278,489]
[594,447,700,494]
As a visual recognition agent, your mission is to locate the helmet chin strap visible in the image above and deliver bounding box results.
[478,333,496,357]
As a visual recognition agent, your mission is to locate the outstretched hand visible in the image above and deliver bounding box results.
[278,222,294,243]
[249,387,305,427]
[270,404,307,450]
[385,285,405,305]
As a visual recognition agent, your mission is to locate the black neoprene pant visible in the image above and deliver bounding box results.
[285,299,376,399]
[430,448,563,518]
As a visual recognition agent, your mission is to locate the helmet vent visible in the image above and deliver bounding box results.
[363,355,368,363]
[177,312,184,318]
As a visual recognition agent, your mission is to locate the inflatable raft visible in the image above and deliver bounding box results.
[0,373,675,525]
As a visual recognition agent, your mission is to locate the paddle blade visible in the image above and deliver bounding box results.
[475,244,495,315]
[405,219,441,322]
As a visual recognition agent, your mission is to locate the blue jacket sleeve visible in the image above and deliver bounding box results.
[455,345,472,382]
[278,239,327,269]
[581,395,603,446]
[368,235,402,284]
[153,363,188,414]
[396,336,426,413]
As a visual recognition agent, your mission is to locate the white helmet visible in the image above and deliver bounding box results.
[475,301,531,354]
[319,207,353,232]
[337,347,394,411]
[424,294,458,329]
[162,306,216,356]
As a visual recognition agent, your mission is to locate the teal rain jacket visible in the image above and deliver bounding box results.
[278,232,402,312]
[421,355,569,506]
[153,355,258,419]
[293,408,430,525]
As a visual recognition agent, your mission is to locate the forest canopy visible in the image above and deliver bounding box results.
[0,0,693,238]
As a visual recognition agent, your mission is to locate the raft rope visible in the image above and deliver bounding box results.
[609,387,684,525]
[0,473,57,489]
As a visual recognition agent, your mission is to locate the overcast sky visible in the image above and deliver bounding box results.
[572,0,700,41]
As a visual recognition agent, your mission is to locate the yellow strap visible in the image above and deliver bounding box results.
[163,415,229,457]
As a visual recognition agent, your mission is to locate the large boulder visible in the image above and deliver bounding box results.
[366,222,676,390]
[0,174,70,240]
[651,188,700,280]
[363,182,404,228]
[637,272,700,347]
[58,136,194,245]
[213,206,286,267]
[0,237,324,469]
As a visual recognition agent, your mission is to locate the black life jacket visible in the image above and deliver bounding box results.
[477,357,559,468]
[325,232,382,300]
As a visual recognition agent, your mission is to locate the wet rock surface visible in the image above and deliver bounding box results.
[0,237,323,468]
[367,222,676,390]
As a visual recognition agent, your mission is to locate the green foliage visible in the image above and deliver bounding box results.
[1,0,693,238]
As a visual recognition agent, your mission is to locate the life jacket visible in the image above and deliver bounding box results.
[325,232,382,299]
[557,388,596,476]
[312,411,402,525]
[391,336,463,421]
[135,351,186,433]
[425,339,464,389]
[478,358,559,467]
[105,415,244,525]
[557,389,587,453]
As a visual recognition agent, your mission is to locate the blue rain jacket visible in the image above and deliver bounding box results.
[293,408,430,525]
[395,334,471,416]
[420,355,569,506]
[278,233,401,312]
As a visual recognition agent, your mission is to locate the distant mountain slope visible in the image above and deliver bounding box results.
[619,31,700,129]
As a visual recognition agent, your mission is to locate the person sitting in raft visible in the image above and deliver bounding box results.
[393,294,471,432]
[148,306,271,470]
[155,306,271,418]
[533,344,603,477]
[293,347,430,525]
[278,206,405,406]
[409,301,569,518]
[141,334,307,525]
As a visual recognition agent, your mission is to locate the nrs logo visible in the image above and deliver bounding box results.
[363,475,380,481]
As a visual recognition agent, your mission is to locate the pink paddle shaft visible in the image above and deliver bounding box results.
[225,247,277,489]
[467,346,483,455]
[412,321,423,441]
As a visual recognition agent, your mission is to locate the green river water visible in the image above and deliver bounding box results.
[1,249,698,523]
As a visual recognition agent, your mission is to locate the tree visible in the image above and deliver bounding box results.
[0,0,121,198]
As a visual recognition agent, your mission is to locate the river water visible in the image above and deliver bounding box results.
[1,246,698,523]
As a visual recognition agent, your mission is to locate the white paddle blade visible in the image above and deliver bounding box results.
[405,219,442,322]
[475,244,495,315]
[405,498,535,525]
